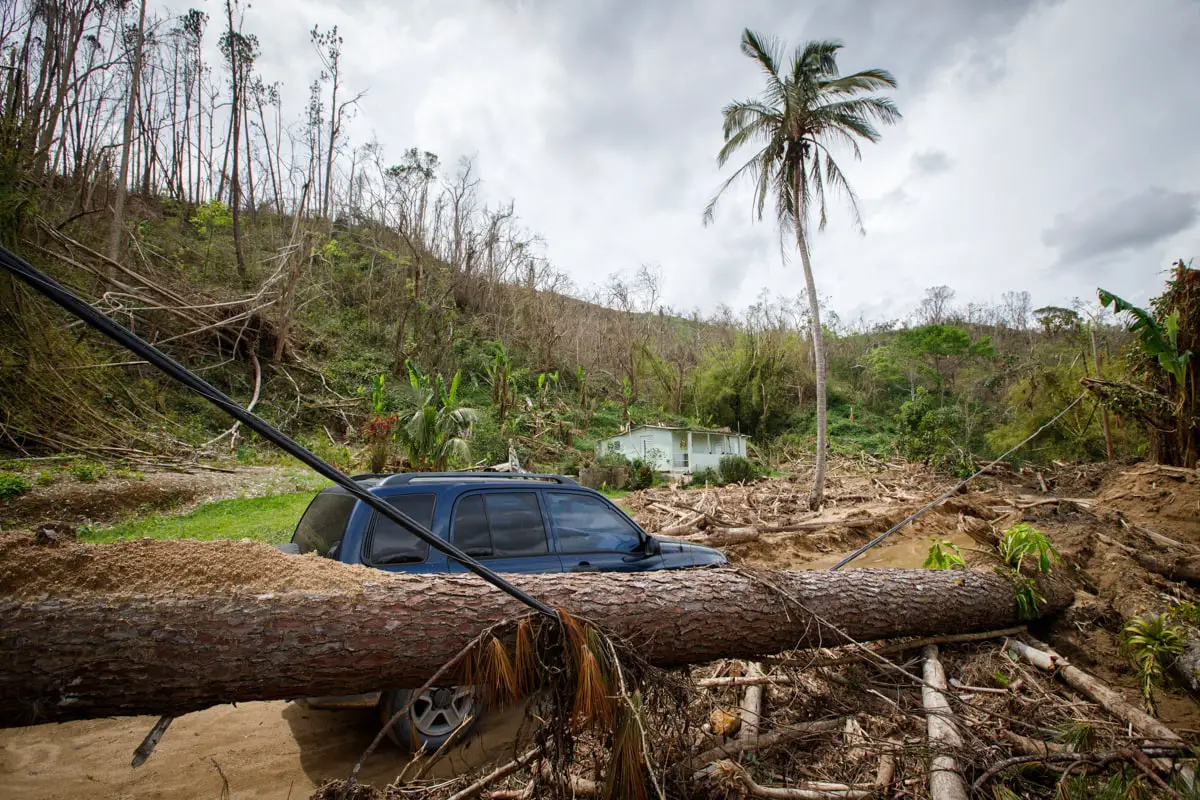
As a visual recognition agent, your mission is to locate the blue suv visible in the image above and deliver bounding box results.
[285,473,726,750]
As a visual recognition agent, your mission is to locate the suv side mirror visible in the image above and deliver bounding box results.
[643,535,661,556]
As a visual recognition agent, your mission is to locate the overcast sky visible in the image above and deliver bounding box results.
[211,0,1198,322]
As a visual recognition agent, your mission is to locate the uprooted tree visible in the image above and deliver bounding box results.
[0,540,1073,725]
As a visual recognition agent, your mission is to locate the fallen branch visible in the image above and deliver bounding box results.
[445,746,544,800]
[1006,636,1194,787]
[714,760,874,799]
[922,645,968,800]
[764,626,1027,670]
[1005,637,1184,745]
[690,719,845,774]
[738,662,765,740]
[971,746,1190,795]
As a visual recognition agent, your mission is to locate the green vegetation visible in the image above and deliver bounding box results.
[995,523,1058,619]
[717,455,756,485]
[0,471,31,499]
[1123,613,1184,712]
[923,539,966,570]
[67,460,106,483]
[80,492,315,545]
[0,0,1189,493]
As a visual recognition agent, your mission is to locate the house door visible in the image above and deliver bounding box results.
[639,436,654,461]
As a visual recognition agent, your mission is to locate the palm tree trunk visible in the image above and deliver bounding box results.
[795,222,827,509]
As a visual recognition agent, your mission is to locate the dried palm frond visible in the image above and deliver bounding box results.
[478,636,518,704]
[514,616,541,695]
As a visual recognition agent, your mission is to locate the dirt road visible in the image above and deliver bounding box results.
[0,701,528,799]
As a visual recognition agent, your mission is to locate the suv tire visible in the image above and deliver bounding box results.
[378,686,480,752]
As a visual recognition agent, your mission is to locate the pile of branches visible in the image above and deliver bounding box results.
[313,627,1197,800]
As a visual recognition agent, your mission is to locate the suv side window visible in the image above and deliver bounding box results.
[548,492,642,554]
[367,493,436,565]
[451,492,549,558]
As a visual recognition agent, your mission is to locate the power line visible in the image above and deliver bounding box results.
[830,391,1088,571]
[0,244,558,619]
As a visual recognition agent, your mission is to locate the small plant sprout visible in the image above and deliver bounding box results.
[998,522,1058,573]
[1124,613,1184,712]
[995,522,1058,620]
[923,538,967,570]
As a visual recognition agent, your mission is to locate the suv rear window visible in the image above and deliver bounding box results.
[293,491,357,556]
[451,492,548,557]
[367,494,437,565]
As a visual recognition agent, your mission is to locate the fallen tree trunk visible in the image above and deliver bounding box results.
[0,548,1073,726]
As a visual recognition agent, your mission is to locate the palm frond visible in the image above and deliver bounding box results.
[740,29,785,97]
[709,31,897,242]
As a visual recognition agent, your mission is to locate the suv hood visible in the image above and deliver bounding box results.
[653,535,728,566]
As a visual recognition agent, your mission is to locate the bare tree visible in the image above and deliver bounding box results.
[916,285,955,326]
[105,0,147,264]
[218,0,258,280]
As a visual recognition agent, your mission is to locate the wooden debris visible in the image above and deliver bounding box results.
[921,645,968,800]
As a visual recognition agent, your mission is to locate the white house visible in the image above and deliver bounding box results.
[598,425,749,474]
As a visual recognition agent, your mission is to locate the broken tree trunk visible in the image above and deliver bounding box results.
[0,552,1073,726]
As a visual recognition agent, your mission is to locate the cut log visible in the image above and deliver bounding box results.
[0,545,1073,725]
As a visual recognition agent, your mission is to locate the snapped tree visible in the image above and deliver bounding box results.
[704,31,900,509]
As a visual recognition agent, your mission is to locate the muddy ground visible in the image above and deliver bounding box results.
[1,458,1198,798]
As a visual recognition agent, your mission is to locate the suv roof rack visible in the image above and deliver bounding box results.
[350,472,391,481]
[378,472,579,486]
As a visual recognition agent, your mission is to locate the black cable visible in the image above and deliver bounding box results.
[0,244,557,619]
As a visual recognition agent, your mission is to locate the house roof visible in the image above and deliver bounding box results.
[606,424,746,438]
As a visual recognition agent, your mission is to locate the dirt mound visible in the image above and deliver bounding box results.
[1094,462,1200,542]
[0,466,311,528]
[0,534,379,599]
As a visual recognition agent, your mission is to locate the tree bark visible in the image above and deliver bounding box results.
[794,215,827,510]
[0,566,1072,726]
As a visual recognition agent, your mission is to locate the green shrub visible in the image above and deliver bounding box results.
[923,539,966,569]
[688,467,721,487]
[894,389,974,476]
[68,461,106,483]
[718,455,755,485]
[597,449,630,468]
[0,471,31,499]
[625,458,654,491]
[34,470,56,487]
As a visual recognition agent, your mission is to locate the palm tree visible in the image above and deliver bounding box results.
[395,362,480,471]
[704,31,899,509]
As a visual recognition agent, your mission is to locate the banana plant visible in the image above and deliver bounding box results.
[1099,289,1192,388]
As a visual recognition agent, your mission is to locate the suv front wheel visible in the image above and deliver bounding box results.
[378,686,480,752]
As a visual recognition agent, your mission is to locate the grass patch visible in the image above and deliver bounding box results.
[81,491,315,545]
[599,488,628,500]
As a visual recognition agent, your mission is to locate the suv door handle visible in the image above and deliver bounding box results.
[571,561,596,572]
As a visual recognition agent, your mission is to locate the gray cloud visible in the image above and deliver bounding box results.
[1042,188,1198,263]
[911,150,952,176]
[231,0,1200,322]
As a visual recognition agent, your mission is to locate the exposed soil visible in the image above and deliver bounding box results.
[2,459,1199,799]
[0,465,311,530]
